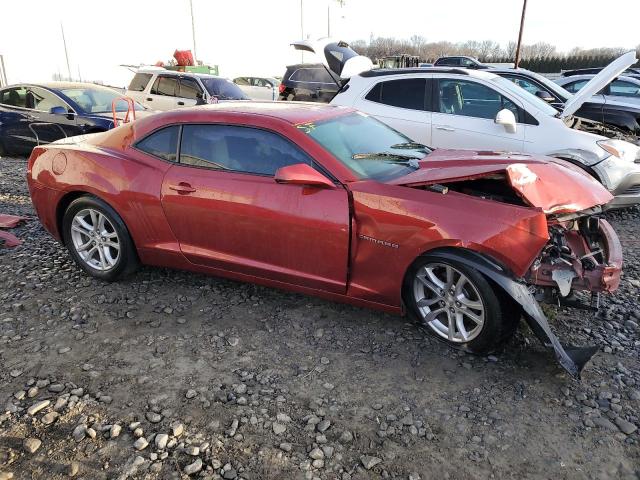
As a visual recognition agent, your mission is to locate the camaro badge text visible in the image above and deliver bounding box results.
[358,234,399,249]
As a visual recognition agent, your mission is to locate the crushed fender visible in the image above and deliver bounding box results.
[429,248,597,378]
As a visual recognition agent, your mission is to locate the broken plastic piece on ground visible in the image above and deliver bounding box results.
[0,214,26,248]
[0,230,21,248]
[0,214,26,228]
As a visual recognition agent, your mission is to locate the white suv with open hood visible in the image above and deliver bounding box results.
[292,39,640,208]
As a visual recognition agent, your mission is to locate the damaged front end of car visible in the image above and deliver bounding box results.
[393,154,623,377]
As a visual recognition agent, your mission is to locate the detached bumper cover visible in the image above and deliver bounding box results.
[432,248,597,378]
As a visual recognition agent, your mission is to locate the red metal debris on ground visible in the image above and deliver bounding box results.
[0,214,26,248]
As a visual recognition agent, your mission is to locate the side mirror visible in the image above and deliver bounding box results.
[274,163,335,189]
[495,109,517,134]
[50,106,67,115]
[195,93,206,105]
[535,90,555,102]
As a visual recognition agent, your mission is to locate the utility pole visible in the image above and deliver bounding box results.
[514,0,528,69]
[300,0,304,62]
[61,23,71,81]
[327,4,330,37]
[0,55,7,87]
[189,0,197,63]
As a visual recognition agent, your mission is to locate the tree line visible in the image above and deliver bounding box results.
[350,36,640,73]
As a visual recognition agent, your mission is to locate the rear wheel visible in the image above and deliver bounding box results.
[405,255,518,354]
[62,196,138,281]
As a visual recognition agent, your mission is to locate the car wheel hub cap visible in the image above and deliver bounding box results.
[413,263,485,343]
[70,208,120,271]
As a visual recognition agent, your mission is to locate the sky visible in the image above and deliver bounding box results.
[1,0,638,88]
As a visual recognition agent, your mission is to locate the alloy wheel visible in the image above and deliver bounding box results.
[70,208,120,271]
[413,262,485,343]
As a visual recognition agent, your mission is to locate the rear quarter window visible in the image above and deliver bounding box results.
[135,126,179,162]
[128,73,152,92]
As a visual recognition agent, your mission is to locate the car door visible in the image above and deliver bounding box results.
[0,86,37,154]
[146,75,180,110]
[605,79,640,105]
[431,77,525,151]
[176,77,203,107]
[353,77,432,145]
[26,86,81,144]
[250,78,276,101]
[159,123,350,293]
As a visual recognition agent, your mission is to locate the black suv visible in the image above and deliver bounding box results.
[278,63,340,103]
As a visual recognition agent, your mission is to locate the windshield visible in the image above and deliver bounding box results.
[300,112,432,181]
[61,87,144,113]
[490,76,559,116]
[520,70,572,102]
[200,78,249,100]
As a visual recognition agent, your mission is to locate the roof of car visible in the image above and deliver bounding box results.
[358,67,498,80]
[135,69,222,79]
[136,102,355,132]
[2,81,119,92]
[555,74,640,84]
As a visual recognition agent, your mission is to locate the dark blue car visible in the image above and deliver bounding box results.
[0,82,147,156]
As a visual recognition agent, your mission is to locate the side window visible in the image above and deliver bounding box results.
[178,77,202,100]
[0,87,27,108]
[437,79,520,121]
[234,77,250,86]
[563,80,588,93]
[460,58,475,67]
[27,87,67,112]
[366,78,426,111]
[180,124,314,176]
[135,126,179,162]
[151,76,178,96]
[128,73,152,92]
[609,80,640,97]
[505,75,542,95]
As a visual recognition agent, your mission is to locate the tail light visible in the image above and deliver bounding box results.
[278,83,286,94]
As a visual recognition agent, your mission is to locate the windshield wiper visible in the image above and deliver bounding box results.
[390,141,430,150]
[352,152,421,169]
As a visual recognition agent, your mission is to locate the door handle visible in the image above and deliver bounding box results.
[169,182,196,194]
[435,126,455,132]
[146,97,153,101]
[177,101,185,106]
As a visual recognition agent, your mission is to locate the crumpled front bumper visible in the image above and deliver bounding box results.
[526,218,622,294]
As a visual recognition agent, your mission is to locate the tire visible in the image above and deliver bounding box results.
[62,195,138,281]
[404,254,519,354]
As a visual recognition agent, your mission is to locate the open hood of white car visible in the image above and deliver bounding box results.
[290,38,374,79]
[560,51,638,118]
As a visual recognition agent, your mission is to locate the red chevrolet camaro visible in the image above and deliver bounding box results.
[27,103,622,376]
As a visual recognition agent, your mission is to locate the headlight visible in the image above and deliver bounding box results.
[597,139,640,163]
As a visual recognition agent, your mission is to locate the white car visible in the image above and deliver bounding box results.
[291,39,640,208]
[125,69,249,111]
[555,74,640,107]
[233,76,280,101]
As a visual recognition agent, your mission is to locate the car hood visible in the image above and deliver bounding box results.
[561,51,638,119]
[290,38,374,79]
[389,149,613,214]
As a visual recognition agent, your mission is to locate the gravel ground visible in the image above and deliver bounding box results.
[0,155,638,480]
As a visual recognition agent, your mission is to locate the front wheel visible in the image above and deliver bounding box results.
[62,196,138,281]
[405,255,518,354]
